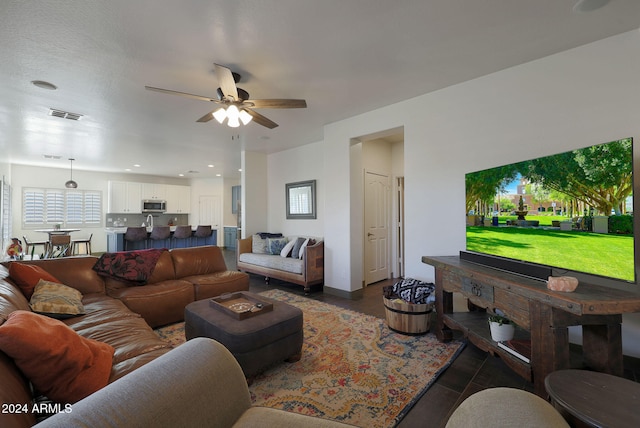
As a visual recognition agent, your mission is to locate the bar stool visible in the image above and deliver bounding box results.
[193,225,212,246]
[149,226,171,248]
[44,235,71,258]
[124,226,148,250]
[172,225,193,248]
[23,235,48,259]
[71,233,93,255]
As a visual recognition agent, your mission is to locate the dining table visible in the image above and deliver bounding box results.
[34,228,80,237]
[33,229,80,257]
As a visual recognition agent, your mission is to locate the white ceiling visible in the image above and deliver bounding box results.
[1,0,639,179]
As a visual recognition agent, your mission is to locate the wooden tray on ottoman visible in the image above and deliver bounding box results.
[210,292,273,320]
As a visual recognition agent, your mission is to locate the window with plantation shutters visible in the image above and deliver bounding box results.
[23,188,102,228]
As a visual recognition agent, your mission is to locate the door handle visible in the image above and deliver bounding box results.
[367,233,374,237]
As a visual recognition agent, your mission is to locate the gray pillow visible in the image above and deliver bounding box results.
[291,237,306,259]
[252,235,268,254]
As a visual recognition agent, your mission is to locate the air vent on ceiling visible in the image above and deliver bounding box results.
[43,154,62,160]
[48,108,83,121]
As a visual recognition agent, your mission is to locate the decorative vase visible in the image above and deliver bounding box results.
[489,321,515,342]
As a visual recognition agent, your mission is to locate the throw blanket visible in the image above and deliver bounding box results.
[92,248,166,285]
[391,278,435,305]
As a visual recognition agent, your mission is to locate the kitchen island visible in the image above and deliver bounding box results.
[105,227,217,252]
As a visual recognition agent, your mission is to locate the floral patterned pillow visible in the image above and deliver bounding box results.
[267,238,288,255]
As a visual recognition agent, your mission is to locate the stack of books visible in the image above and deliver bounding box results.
[497,339,531,363]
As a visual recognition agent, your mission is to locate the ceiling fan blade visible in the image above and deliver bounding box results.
[214,64,239,100]
[145,86,216,102]
[244,108,279,129]
[196,108,220,123]
[246,99,307,109]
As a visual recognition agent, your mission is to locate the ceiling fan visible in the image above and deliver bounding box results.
[145,64,306,129]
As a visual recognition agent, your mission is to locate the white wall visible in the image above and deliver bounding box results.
[266,141,324,238]
[241,151,268,237]
[318,30,640,356]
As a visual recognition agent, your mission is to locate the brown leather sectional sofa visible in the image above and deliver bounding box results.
[0,245,249,428]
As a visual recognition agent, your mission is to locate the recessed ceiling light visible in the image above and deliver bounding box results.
[573,0,610,12]
[238,169,242,172]
[125,168,132,172]
[178,173,184,177]
[207,164,214,168]
[31,80,57,90]
[133,164,141,168]
[216,174,221,177]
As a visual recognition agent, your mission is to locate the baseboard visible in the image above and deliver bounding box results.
[323,286,364,300]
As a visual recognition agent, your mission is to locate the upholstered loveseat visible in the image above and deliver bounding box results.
[0,246,249,427]
[237,234,324,294]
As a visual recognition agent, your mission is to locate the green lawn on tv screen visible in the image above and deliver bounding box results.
[466,226,634,282]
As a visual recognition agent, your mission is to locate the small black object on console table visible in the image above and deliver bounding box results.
[422,255,640,397]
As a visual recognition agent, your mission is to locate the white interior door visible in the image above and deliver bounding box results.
[364,171,390,285]
[199,195,221,236]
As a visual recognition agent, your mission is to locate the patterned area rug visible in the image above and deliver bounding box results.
[154,289,465,427]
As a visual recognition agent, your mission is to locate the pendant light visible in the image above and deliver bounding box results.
[65,158,78,188]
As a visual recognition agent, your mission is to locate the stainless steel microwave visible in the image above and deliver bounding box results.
[142,200,166,213]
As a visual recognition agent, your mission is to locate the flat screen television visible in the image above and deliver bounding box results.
[464,137,635,285]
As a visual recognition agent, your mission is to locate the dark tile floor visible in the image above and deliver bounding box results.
[223,249,640,428]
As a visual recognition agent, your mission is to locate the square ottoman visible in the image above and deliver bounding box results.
[184,292,303,378]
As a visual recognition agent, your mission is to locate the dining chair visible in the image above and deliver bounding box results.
[23,235,48,259]
[44,235,72,258]
[71,233,93,255]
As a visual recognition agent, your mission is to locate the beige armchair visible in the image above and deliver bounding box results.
[36,338,353,428]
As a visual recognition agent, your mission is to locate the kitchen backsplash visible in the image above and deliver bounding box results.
[106,213,189,227]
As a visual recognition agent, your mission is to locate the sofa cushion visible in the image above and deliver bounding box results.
[107,280,194,328]
[171,246,227,278]
[8,262,61,299]
[238,253,304,275]
[29,280,85,319]
[13,257,106,295]
[185,271,250,300]
[0,310,114,404]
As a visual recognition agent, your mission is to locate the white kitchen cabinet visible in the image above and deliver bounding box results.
[108,181,142,213]
[165,185,191,213]
[141,183,167,200]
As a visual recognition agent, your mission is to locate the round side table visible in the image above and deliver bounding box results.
[545,369,640,428]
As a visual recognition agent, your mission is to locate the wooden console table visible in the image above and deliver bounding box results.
[422,255,640,397]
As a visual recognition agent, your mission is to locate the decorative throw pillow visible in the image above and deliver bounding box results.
[291,237,306,259]
[268,238,288,255]
[280,238,296,257]
[8,263,61,299]
[297,238,310,259]
[252,234,268,254]
[0,310,114,404]
[30,280,85,319]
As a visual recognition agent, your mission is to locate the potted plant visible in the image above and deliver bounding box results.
[488,312,515,342]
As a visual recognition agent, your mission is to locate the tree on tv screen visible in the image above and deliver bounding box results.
[466,138,632,216]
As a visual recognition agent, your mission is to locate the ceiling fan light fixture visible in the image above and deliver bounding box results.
[212,108,227,124]
[239,109,252,125]
[65,158,78,188]
[226,105,241,127]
